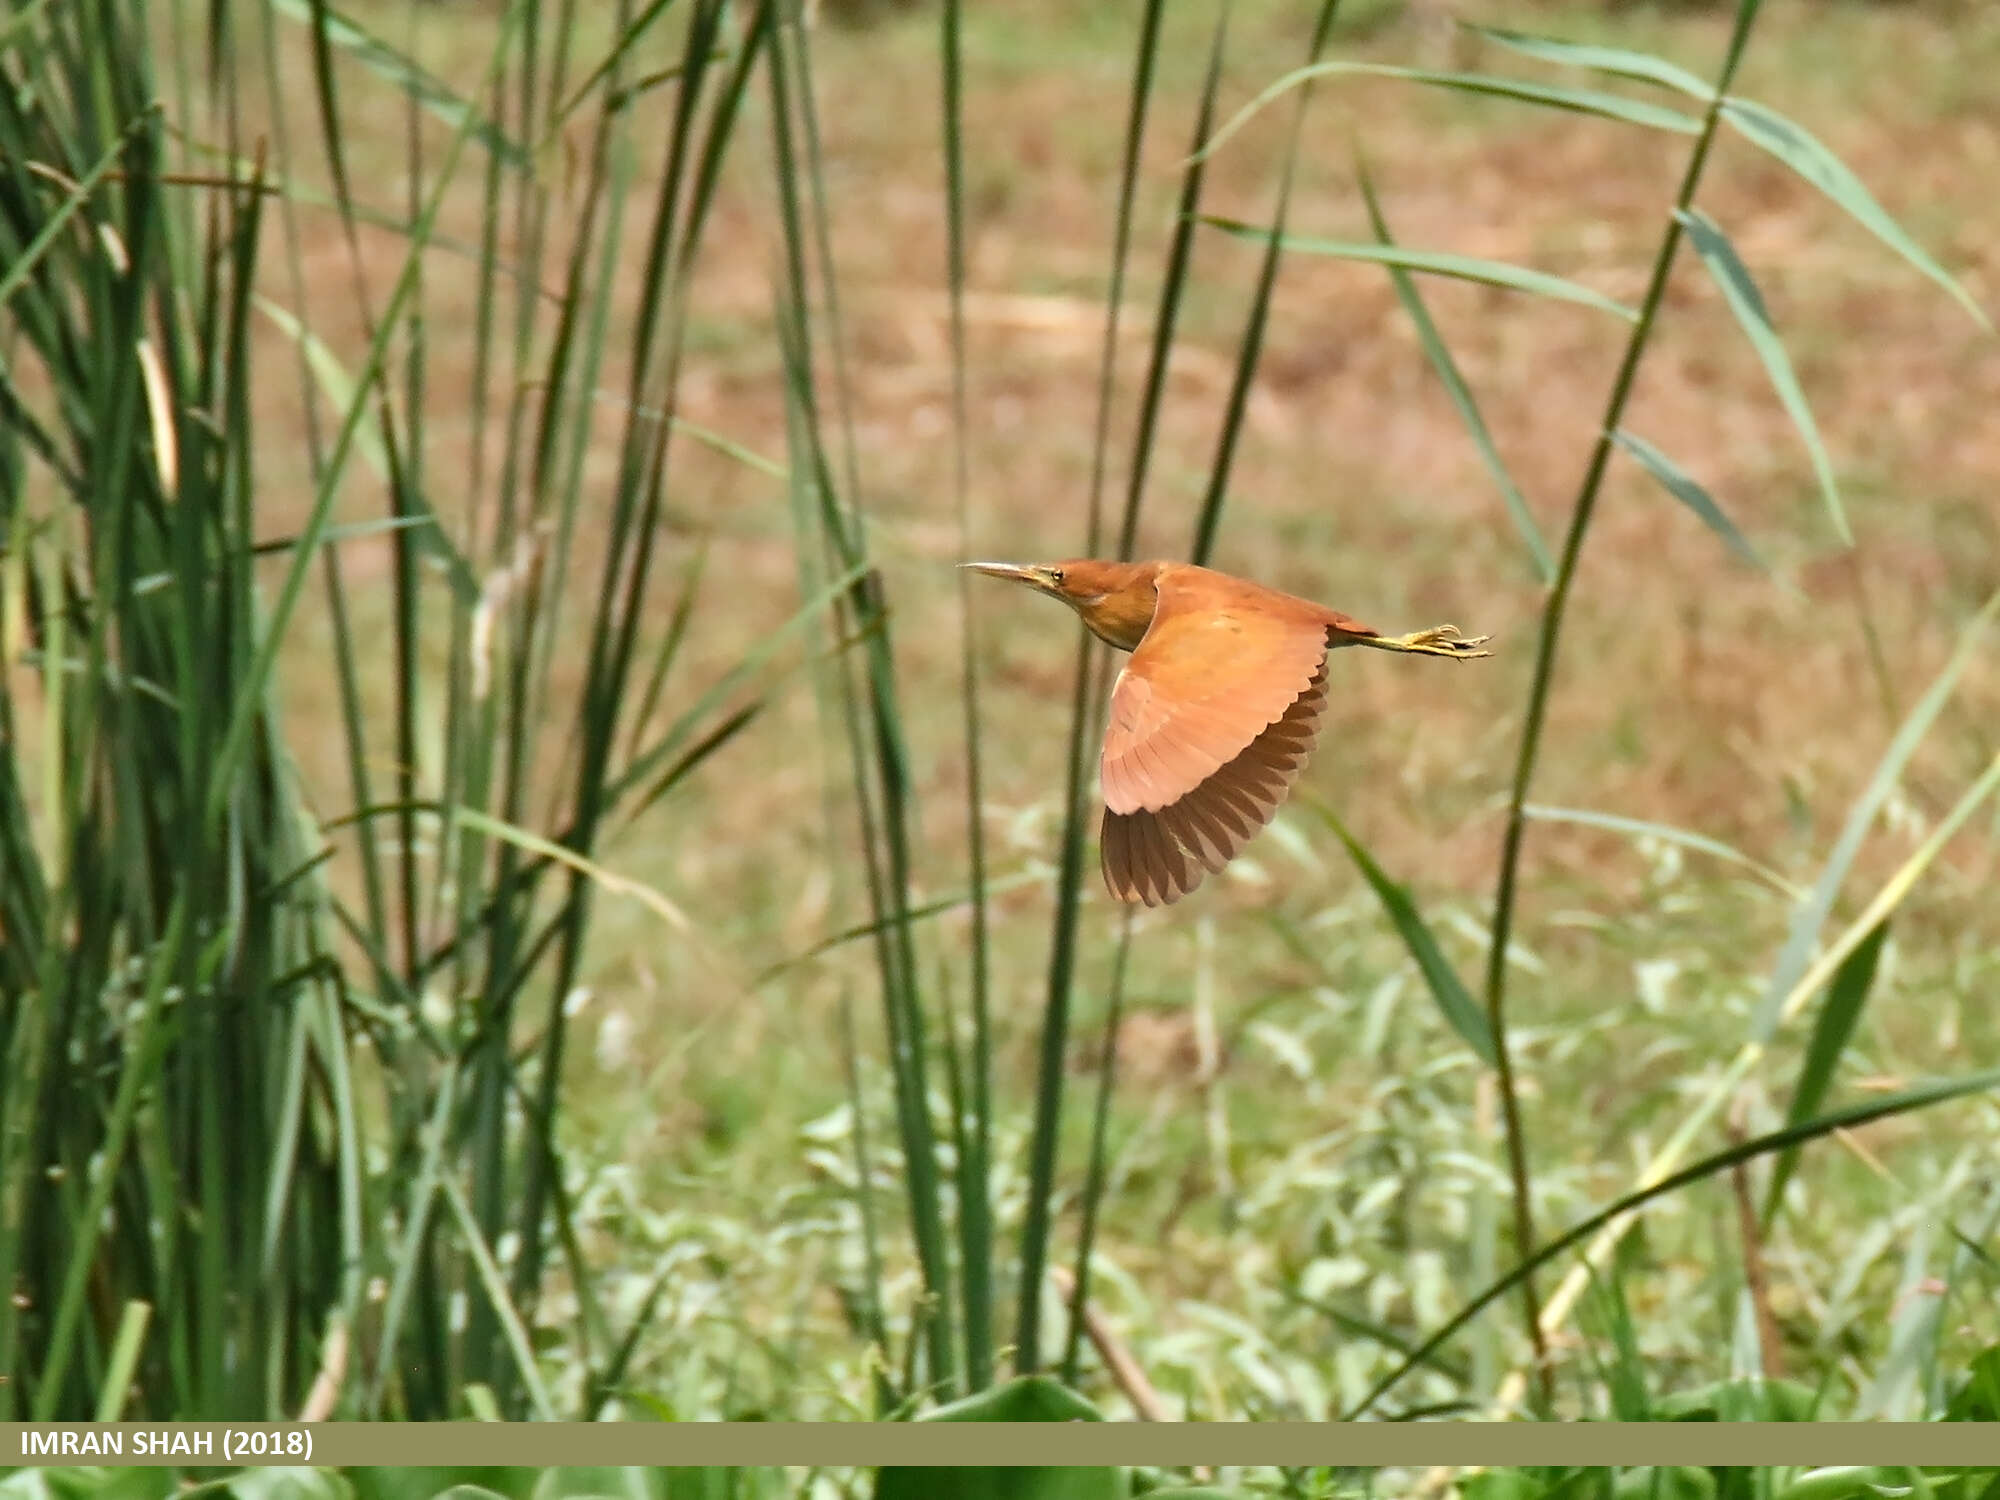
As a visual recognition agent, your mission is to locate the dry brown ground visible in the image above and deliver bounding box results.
[229,0,1998,1106]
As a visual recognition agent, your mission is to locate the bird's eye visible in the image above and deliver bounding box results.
[1049,568,1065,585]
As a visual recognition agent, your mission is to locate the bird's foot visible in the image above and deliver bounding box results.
[1372,623,1493,660]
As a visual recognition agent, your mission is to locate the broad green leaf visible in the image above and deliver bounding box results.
[917,1373,1103,1422]
[1358,159,1551,581]
[1677,207,1846,544]
[1945,1344,2000,1421]
[1202,216,1637,321]
[1611,428,1766,572]
[1721,96,1990,330]
[1310,801,1497,1066]
[884,1386,1119,1500]
[1464,23,1718,101]
[1198,59,1699,164]
[1762,918,1890,1222]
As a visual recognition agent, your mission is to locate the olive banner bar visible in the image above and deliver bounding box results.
[4,1422,1996,1468]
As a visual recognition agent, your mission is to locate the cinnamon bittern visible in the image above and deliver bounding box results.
[966,559,1491,907]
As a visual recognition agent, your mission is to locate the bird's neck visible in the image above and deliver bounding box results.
[1073,590,1156,652]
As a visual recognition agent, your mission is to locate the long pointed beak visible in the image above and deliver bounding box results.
[960,561,1044,586]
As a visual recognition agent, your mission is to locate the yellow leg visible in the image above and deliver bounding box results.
[1359,623,1493,660]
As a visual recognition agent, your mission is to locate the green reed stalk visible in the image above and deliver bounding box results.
[1480,0,1767,1410]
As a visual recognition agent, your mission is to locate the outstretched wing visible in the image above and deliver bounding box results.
[1102,660,1331,906]
[1098,568,1331,818]
[1098,567,1340,906]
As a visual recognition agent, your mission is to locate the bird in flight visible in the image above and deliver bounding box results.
[966,559,1490,907]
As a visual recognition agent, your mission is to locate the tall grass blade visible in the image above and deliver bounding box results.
[1201,219,1638,320]
[836,981,894,1415]
[0,125,143,313]
[1752,584,2000,1041]
[545,0,691,139]
[93,1301,150,1422]
[1113,0,1231,562]
[253,296,478,596]
[756,869,1049,985]
[1310,799,1496,1066]
[1033,0,1234,1378]
[1720,97,1991,330]
[1677,207,1846,544]
[497,0,779,1403]
[438,1176,559,1421]
[1199,60,1700,165]
[1497,747,2000,1405]
[1857,1210,1943,1419]
[769,0,956,1394]
[608,559,872,817]
[1761,919,1889,1226]
[1350,1063,2000,1418]
[939,0,995,1393]
[267,0,527,165]
[1357,158,1552,582]
[208,2,524,821]
[1523,803,1802,898]
[1015,0,1171,1378]
[34,904,185,1419]
[364,1058,459,1416]
[1611,428,1767,572]
[1462,24,1718,101]
[1190,0,1340,568]
[1060,918,1134,1385]
[1478,0,1767,1410]
[452,807,691,931]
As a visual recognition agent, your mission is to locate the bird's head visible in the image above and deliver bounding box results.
[961,558,1163,651]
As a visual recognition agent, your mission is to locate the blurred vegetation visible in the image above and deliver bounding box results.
[6,1462,2000,1500]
